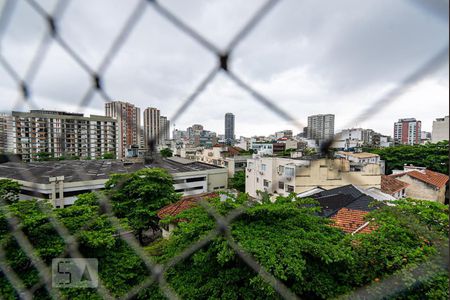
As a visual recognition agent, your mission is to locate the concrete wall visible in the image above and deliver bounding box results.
[395,175,444,203]
[246,157,381,198]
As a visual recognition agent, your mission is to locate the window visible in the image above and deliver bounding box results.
[277,165,285,174]
[186,177,206,183]
[285,167,295,177]
[278,181,284,189]
[256,177,259,183]
[263,179,269,187]
[261,164,267,172]
[286,185,295,193]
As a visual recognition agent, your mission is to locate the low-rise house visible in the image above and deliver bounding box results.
[389,168,449,203]
[299,185,382,234]
[158,192,218,238]
[380,175,409,199]
[246,156,382,198]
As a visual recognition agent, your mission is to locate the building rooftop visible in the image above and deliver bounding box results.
[390,169,449,189]
[157,192,218,219]
[381,175,409,195]
[299,184,382,217]
[0,158,223,184]
[330,208,374,234]
[337,151,379,159]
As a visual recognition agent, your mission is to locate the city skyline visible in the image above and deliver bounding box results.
[0,0,447,138]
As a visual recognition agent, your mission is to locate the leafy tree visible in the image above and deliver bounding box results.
[105,168,180,244]
[366,141,448,174]
[160,148,173,158]
[0,179,20,204]
[102,152,115,159]
[229,170,246,192]
[0,197,149,299]
[149,196,448,299]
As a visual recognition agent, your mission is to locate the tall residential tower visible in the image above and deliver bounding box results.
[105,101,141,158]
[225,113,235,145]
[394,118,421,145]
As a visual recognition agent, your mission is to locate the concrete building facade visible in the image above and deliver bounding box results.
[105,101,141,158]
[0,114,14,153]
[143,107,160,148]
[307,114,335,144]
[11,110,118,161]
[225,113,235,145]
[245,156,382,198]
[394,118,421,145]
[432,116,449,143]
[0,158,228,207]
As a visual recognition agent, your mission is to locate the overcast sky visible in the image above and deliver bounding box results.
[0,0,448,137]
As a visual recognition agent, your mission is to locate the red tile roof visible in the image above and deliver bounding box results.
[391,169,449,189]
[157,192,218,219]
[381,175,409,195]
[330,208,375,234]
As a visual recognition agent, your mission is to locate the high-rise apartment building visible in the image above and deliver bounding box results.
[12,110,118,161]
[394,118,421,145]
[143,107,171,148]
[432,116,449,143]
[159,116,170,143]
[307,114,335,143]
[105,101,141,158]
[225,113,235,145]
[0,114,14,153]
[143,107,160,149]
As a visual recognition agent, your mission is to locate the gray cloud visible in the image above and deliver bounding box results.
[0,0,448,137]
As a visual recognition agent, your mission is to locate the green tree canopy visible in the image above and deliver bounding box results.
[0,179,20,204]
[102,152,115,159]
[104,168,180,244]
[0,198,148,299]
[229,170,246,192]
[366,141,448,174]
[160,148,173,158]
[148,196,448,299]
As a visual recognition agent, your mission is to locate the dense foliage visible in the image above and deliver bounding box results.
[365,141,448,174]
[0,198,148,299]
[102,152,115,159]
[0,180,448,299]
[104,168,180,244]
[229,170,246,192]
[160,148,173,158]
[146,196,449,299]
[0,179,21,204]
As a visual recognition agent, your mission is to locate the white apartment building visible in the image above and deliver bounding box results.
[250,143,273,156]
[245,156,382,198]
[105,101,141,158]
[307,114,335,143]
[11,110,118,161]
[432,116,449,143]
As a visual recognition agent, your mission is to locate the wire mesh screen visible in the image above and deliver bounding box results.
[0,0,448,299]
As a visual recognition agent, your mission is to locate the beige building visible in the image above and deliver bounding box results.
[245,156,382,198]
[390,168,448,203]
[431,116,449,143]
[12,110,118,161]
[105,101,141,158]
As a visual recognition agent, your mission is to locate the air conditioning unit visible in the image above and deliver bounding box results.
[286,177,292,181]
[259,171,264,175]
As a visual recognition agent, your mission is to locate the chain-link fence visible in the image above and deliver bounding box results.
[0,0,448,299]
